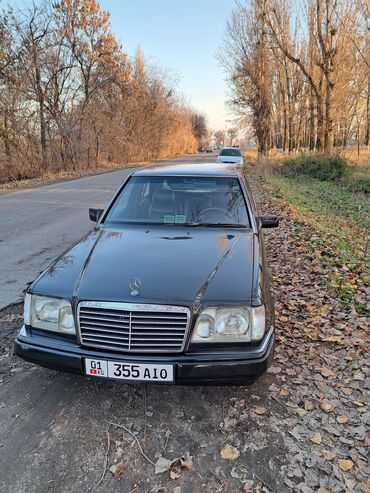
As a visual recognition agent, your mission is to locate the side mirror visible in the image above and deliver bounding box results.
[89,208,104,223]
[258,215,279,228]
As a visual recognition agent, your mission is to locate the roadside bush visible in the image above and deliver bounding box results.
[347,176,370,195]
[279,154,353,182]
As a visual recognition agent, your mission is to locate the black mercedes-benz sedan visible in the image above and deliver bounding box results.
[15,163,279,385]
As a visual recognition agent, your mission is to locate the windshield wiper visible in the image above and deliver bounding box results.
[184,222,247,228]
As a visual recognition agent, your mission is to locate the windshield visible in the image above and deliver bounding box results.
[219,148,241,157]
[104,176,250,227]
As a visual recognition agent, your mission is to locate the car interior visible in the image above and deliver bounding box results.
[106,176,250,226]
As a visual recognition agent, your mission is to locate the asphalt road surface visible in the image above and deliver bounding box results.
[0,153,215,309]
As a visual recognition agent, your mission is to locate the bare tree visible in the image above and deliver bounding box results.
[191,112,208,145]
[0,0,198,183]
[221,0,368,157]
[214,130,227,146]
[227,127,238,146]
[219,0,272,159]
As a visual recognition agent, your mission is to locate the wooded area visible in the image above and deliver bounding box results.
[220,0,370,158]
[0,0,203,183]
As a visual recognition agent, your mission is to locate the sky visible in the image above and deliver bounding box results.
[99,0,236,130]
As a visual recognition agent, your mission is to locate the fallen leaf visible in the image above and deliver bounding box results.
[353,399,364,406]
[267,365,281,375]
[319,305,330,314]
[170,467,181,480]
[243,479,254,490]
[317,488,332,493]
[353,372,364,381]
[115,446,123,459]
[320,398,335,412]
[251,406,267,415]
[155,456,172,474]
[322,449,336,461]
[338,459,353,471]
[320,367,336,379]
[345,478,357,490]
[309,432,322,444]
[304,400,315,411]
[220,444,240,460]
[322,336,344,345]
[336,415,349,424]
[341,388,352,396]
[109,462,124,480]
[280,388,290,397]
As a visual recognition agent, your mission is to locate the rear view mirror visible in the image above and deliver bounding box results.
[89,208,104,223]
[258,215,279,228]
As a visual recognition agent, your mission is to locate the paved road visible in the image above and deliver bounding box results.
[0,153,214,309]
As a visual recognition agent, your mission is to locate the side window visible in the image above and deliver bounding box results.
[106,178,138,221]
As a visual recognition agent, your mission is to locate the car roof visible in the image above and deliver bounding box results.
[133,162,243,177]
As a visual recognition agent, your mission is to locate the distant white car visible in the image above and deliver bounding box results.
[217,147,243,166]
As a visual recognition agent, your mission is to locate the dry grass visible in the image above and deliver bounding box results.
[242,145,370,180]
[0,159,155,194]
[341,145,370,166]
[243,144,369,161]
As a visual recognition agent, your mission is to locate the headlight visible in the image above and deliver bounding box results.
[191,305,266,343]
[24,293,76,334]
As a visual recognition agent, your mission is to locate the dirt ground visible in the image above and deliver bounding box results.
[0,175,368,493]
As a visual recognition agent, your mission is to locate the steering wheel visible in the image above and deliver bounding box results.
[198,207,234,222]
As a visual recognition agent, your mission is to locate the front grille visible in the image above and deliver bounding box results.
[78,302,190,353]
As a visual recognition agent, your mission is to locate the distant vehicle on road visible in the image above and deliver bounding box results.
[15,162,278,385]
[206,145,213,153]
[217,146,243,166]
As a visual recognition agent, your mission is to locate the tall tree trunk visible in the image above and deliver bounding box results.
[284,62,293,153]
[39,98,47,172]
[316,98,324,152]
[34,56,47,172]
[3,109,13,180]
[365,74,370,148]
[256,0,271,159]
[324,76,333,155]
[282,92,287,152]
[316,0,335,156]
[309,87,316,151]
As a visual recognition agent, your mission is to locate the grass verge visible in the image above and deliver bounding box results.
[251,165,369,313]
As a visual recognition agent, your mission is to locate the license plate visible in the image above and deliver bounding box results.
[85,358,174,382]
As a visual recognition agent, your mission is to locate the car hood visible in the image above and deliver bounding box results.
[32,226,260,306]
[217,155,242,163]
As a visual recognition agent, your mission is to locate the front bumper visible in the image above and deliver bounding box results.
[14,327,274,385]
